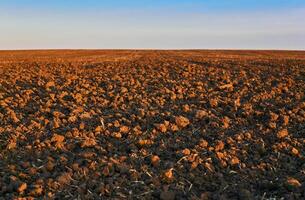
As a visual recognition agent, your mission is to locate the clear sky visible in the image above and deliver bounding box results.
[0,0,304,49]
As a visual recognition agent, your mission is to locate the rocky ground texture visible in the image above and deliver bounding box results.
[0,50,305,199]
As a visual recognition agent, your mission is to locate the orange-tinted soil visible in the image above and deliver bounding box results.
[0,50,305,199]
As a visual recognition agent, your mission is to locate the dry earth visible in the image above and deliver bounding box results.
[0,50,305,199]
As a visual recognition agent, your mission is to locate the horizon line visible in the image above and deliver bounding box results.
[0,48,305,51]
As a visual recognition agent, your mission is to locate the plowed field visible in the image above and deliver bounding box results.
[0,50,305,199]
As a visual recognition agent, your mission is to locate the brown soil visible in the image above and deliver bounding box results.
[0,50,305,199]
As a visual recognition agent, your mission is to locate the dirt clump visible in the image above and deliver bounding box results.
[175,116,190,128]
[277,129,289,139]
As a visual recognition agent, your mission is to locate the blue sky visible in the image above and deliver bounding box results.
[0,0,304,49]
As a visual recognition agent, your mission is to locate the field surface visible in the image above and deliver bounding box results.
[0,50,305,199]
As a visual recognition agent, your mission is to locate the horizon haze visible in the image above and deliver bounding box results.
[0,0,305,50]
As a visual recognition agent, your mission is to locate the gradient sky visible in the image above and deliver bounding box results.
[0,0,304,49]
